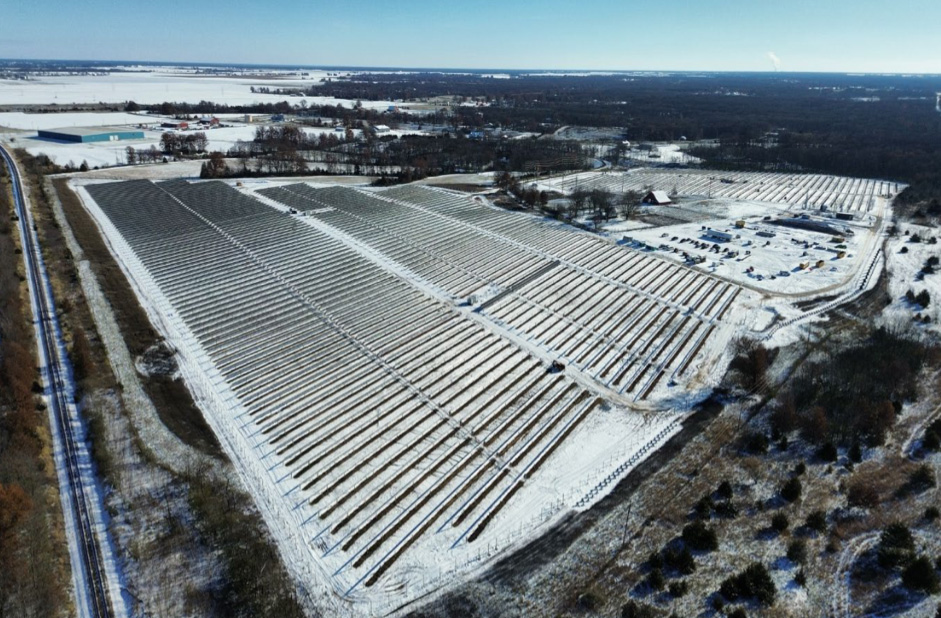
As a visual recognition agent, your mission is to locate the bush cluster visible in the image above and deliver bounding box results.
[719,562,777,606]
[877,522,916,569]
[682,520,719,552]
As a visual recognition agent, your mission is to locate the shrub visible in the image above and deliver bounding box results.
[714,501,739,519]
[805,510,827,534]
[668,579,689,598]
[682,520,718,552]
[719,562,776,606]
[795,568,807,587]
[928,419,941,441]
[717,480,733,501]
[906,465,937,493]
[648,568,665,591]
[787,538,809,565]
[917,290,932,308]
[848,441,863,463]
[901,555,941,594]
[620,600,658,618]
[729,609,747,618]
[925,430,941,452]
[663,545,696,575]
[794,461,807,476]
[771,512,789,533]
[925,506,940,522]
[694,495,714,520]
[575,588,604,611]
[648,551,663,570]
[878,522,916,569]
[847,482,880,508]
[770,397,798,434]
[817,441,838,462]
[69,326,94,383]
[781,477,802,503]
[744,432,769,455]
[729,341,771,390]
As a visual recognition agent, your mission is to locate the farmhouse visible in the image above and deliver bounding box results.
[642,190,672,205]
[37,126,145,143]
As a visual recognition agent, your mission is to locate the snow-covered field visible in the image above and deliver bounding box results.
[0,111,151,130]
[0,66,397,109]
[881,222,941,331]
[624,143,701,165]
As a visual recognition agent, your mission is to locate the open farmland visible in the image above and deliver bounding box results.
[76,178,748,612]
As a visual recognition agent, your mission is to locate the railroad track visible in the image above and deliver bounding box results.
[1,145,116,618]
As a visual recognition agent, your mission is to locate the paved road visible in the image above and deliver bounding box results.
[1,144,118,618]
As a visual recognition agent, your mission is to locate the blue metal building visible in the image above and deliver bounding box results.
[37,126,145,143]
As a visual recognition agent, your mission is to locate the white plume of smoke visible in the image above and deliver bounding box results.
[767,52,781,72]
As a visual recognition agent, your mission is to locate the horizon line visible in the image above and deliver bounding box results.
[2,57,941,77]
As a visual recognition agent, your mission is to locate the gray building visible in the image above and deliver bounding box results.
[38,126,145,143]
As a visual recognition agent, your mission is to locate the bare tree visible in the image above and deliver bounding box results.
[589,188,615,222]
[570,188,589,218]
[618,190,641,220]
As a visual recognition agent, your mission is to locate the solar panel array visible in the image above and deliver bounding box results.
[86,180,609,593]
[261,184,739,400]
[556,169,898,213]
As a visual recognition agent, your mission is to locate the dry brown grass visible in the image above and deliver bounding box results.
[52,178,221,456]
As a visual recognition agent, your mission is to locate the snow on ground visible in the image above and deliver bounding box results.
[880,222,941,332]
[602,219,654,232]
[60,160,205,180]
[624,143,701,165]
[6,153,129,617]
[0,66,397,109]
[620,210,869,295]
[0,111,151,130]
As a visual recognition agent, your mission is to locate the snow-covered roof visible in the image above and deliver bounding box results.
[646,190,671,204]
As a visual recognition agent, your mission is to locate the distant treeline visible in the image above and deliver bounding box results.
[308,72,941,206]
[198,125,587,179]
[116,73,941,204]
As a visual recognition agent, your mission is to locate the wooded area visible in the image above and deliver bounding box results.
[0,156,67,617]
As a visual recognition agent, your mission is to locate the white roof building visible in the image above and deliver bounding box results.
[643,190,672,205]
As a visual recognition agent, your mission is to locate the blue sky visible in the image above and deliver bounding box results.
[1,0,939,73]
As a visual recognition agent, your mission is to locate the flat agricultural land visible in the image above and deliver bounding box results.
[76,178,749,613]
